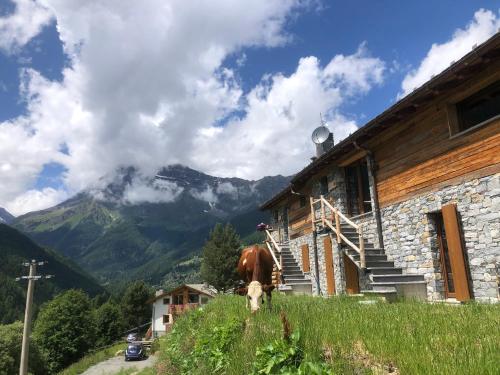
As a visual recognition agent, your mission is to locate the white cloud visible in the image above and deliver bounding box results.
[400,9,500,97]
[216,182,238,196]
[191,185,218,203]
[192,46,385,178]
[122,178,183,205]
[6,187,68,216]
[0,0,53,53]
[0,0,386,214]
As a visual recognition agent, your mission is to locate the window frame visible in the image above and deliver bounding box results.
[447,79,500,138]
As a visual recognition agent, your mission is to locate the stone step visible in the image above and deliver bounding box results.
[365,260,395,268]
[348,253,388,262]
[371,274,425,283]
[371,281,427,291]
[367,267,403,275]
[284,280,312,285]
[284,276,307,282]
[282,265,301,272]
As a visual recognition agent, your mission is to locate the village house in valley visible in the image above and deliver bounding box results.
[261,32,500,303]
[150,284,215,337]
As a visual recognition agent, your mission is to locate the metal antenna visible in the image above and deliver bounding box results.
[16,260,54,375]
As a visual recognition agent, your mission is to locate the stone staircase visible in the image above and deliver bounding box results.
[276,243,313,295]
[338,223,427,299]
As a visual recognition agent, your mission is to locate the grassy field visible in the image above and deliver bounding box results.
[156,294,500,374]
[58,342,126,375]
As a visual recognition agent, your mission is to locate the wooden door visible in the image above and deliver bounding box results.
[301,244,310,273]
[323,237,336,295]
[343,253,360,294]
[441,204,471,301]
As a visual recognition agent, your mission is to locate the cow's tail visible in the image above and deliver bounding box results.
[252,245,262,282]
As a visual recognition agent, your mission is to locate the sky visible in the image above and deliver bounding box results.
[0,0,499,216]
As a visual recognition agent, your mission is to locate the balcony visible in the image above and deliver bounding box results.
[168,303,199,315]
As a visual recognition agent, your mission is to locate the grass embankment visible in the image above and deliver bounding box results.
[58,342,126,375]
[156,294,500,374]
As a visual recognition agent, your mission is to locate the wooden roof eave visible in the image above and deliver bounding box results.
[290,32,500,185]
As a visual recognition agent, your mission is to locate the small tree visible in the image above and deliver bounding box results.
[0,321,46,375]
[201,223,241,292]
[94,301,123,347]
[121,281,152,330]
[33,290,95,373]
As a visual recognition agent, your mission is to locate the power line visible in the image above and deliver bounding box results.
[16,260,54,375]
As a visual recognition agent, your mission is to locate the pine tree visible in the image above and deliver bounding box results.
[120,281,152,330]
[201,223,241,292]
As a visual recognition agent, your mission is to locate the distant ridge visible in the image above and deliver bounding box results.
[0,223,106,324]
[0,207,14,224]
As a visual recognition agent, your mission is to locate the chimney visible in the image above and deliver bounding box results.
[155,289,164,297]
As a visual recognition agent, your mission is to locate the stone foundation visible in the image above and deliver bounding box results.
[378,173,499,302]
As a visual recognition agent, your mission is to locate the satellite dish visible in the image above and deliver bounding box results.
[311,126,330,144]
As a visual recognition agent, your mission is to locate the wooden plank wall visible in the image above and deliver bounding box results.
[370,66,500,208]
[288,192,313,239]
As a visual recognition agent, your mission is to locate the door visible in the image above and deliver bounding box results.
[438,204,471,301]
[323,237,336,295]
[301,244,310,273]
[345,161,371,216]
[343,253,360,294]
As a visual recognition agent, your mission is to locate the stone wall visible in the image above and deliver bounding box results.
[379,173,500,302]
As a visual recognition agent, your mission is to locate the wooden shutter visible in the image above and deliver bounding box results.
[301,244,310,273]
[323,237,336,295]
[441,203,471,301]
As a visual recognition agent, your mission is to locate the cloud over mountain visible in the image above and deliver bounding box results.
[0,0,386,215]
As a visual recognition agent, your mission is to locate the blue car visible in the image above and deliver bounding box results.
[125,343,146,361]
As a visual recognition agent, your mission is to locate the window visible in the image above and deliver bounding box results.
[453,80,500,134]
[200,296,209,304]
[163,314,170,324]
[319,176,328,196]
[299,196,307,208]
[172,294,183,305]
[188,293,199,304]
[273,209,279,222]
[162,297,170,305]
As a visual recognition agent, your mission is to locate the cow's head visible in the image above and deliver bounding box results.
[246,281,275,313]
[247,281,263,312]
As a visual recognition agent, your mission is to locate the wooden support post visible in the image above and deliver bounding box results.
[335,210,341,244]
[359,226,366,269]
[320,195,326,226]
[19,263,36,375]
[309,197,316,232]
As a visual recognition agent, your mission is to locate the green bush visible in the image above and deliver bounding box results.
[94,301,124,347]
[0,321,46,375]
[33,290,96,373]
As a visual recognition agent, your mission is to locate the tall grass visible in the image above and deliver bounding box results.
[158,294,500,374]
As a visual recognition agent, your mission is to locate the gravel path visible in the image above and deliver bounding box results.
[81,355,155,375]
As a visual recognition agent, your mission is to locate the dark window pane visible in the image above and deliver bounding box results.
[457,80,500,131]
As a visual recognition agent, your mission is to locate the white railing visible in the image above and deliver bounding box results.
[310,196,366,269]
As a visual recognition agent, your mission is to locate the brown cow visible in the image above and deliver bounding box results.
[237,245,275,312]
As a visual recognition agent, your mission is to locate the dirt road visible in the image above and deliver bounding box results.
[81,355,155,375]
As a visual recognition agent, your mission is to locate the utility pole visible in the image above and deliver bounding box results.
[16,260,53,375]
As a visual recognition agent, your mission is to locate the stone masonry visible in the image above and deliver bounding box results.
[370,173,499,302]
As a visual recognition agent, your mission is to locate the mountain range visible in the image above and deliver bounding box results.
[0,207,14,224]
[0,224,105,324]
[13,165,289,287]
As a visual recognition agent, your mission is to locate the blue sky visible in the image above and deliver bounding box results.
[0,0,499,215]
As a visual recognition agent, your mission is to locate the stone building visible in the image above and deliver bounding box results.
[261,32,500,303]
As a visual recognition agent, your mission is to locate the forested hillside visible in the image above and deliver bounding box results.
[0,224,105,324]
